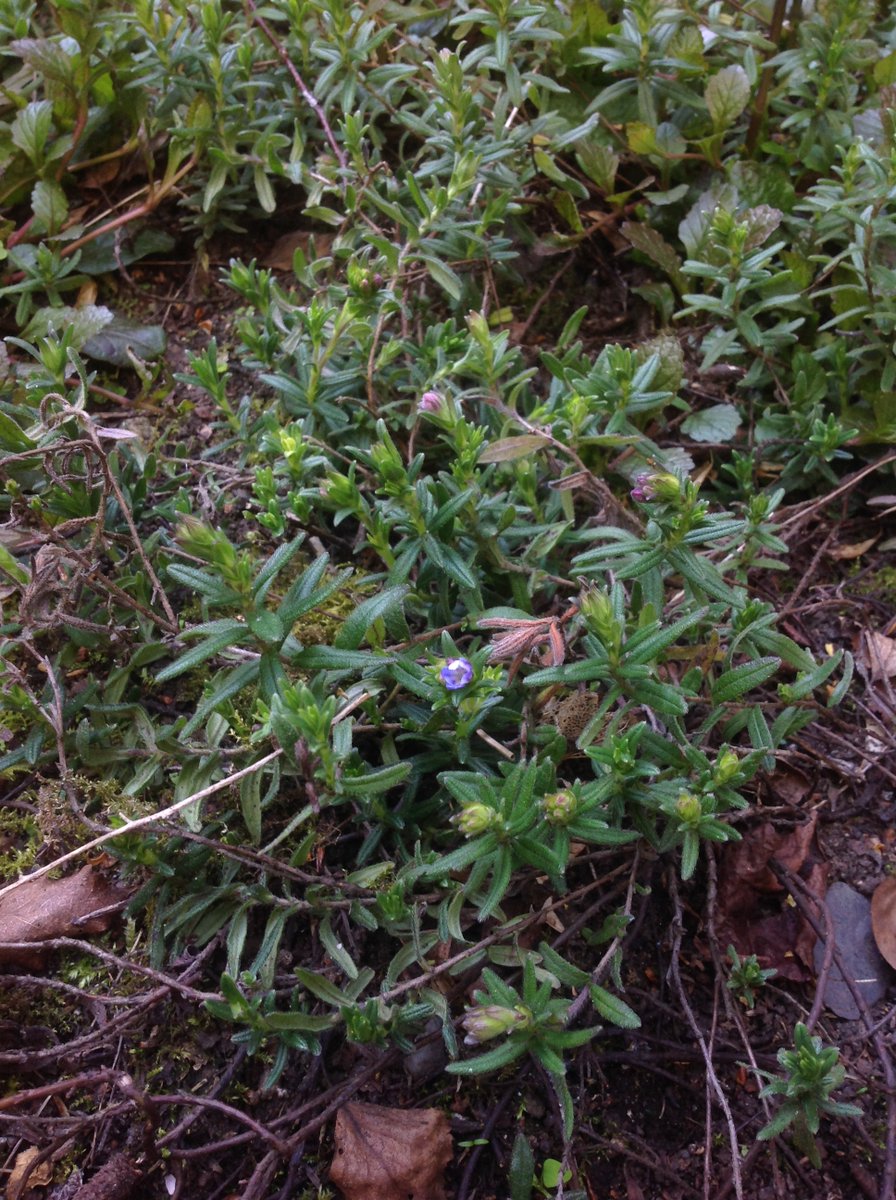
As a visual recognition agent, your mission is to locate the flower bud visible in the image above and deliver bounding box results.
[440,657,474,690]
[461,1004,530,1045]
[675,791,703,824]
[419,390,444,414]
[713,749,740,786]
[630,470,681,504]
[453,803,498,837]
[541,789,578,826]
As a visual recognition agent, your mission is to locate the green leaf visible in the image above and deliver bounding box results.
[246,609,285,646]
[292,646,389,670]
[422,255,463,301]
[0,543,30,585]
[83,316,167,366]
[294,968,352,1007]
[508,1132,535,1200]
[335,585,408,649]
[155,620,246,682]
[0,411,36,452]
[681,403,741,443]
[589,984,641,1029]
[705,65,751,130]
[339,761,411,795]
[478,435,551,463]
[712,656,780,703]
[31,179,68,234]
[446,1038,527,1074]
[320,914,360,979]
[262,1011,337,1033]
[180,660,260,738]
[76,227,176,275]
[621,221,684,293]
[240,765,263,845]
[11,100,54,163]
[24,305,114,347]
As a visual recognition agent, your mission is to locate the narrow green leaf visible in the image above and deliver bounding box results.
[712,657,780,703]
[478,435,551,463]
[334,585,408,649]
[294,968,352,1007]
[589,984,641,1029]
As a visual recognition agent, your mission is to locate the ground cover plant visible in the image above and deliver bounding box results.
[1,0,896,1196]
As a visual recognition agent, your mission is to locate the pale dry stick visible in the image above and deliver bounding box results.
[0,748,282,904]
[668,871,744,1200]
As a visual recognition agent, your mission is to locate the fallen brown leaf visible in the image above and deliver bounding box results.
[7,1146,52,1199]
[0,865,126,969]
[716,819,827,981]
[871,876,896,970]
[829,536,878,560]
[859,630,896,682]
[330,1101,453,1200]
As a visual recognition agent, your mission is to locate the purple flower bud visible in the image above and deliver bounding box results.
[630,472,655,502]
[419,390,444,414]
[440,657,473,690]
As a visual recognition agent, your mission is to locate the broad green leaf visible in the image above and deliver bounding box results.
[83,316,167,366]
[24,304,114,346]
[681,403,741,443]
[11,100,54,163]
[705,65,751,130]
[31,179,68,234]
[621,221,684,293]
[0,411,36,451]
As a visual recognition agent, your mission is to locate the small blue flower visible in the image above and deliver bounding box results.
[440,657,474,690]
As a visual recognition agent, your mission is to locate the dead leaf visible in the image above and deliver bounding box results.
[0,865,126,968]
[330,1102,452,1200]
[263,230,334,271]
[716,819,827,981]
[858,630,896,682]
[871,876,896,970]
[829,536,878,560]
[7,1147,52,1199]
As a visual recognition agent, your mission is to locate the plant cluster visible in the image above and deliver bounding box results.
[0,0,883,1189]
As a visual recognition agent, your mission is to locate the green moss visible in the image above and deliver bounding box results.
[0,806,39,880]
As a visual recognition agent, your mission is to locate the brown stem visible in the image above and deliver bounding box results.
[745,0,791,155]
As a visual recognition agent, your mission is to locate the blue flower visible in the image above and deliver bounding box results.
[440,657,473,690]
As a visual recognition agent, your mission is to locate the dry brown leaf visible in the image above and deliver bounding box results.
[871,876,896,970]
[0,865,126,968]
[859,630,896,681]
[7,1147,52,1199]
[716,819,827,981]
[263,230,334,271]
[330,1102,452,1200]
[829,536,878,560]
